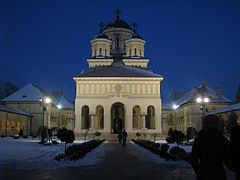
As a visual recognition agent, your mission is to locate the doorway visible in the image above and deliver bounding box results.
[111,102,125,133]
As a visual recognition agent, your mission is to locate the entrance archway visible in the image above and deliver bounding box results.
[111,102,125,134]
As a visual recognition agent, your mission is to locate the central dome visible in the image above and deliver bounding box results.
[104,19,132,30]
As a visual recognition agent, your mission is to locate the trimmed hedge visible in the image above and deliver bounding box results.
[132,139,192,164]
[54,139,105,161]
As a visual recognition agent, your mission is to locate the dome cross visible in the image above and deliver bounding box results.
[132,22,138,34]
[98,22,105,34]
[114,8,122,20]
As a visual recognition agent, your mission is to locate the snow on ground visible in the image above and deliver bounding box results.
[155,140,193,153]
[0,137,107,170]
[131,140,192,167]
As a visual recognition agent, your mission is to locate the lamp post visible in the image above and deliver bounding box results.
[57,104,62,127]
[39,97,51,143]
[172,104,179,130]
[196,97,209,118]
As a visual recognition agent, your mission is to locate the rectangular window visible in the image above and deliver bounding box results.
[134,48,137,55]
[99,48,102,55]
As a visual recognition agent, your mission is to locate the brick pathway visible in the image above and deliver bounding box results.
[1,141,233,180]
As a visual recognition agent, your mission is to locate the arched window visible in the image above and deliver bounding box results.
[81,106,89,129]
[99,48,102,55]
[96,105,104,129]
[146,106,155,129]
[133,106,141,129]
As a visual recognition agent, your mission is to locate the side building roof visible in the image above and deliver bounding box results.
[208,102,240,115]
[1,83,53,102]
[0,104,32,117]
[52,92,74,109]
[163,82,231,110]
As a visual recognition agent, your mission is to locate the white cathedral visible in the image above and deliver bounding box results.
[73,10,164,137]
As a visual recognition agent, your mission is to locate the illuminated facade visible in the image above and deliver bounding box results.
[74,10,163,137]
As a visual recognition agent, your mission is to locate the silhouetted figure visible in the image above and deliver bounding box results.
[19,128,23,137]
[168,128,173,136]
[192,114,228,180]
[225,125,240,180]
[122,129,128,146]
[118,131,122,144]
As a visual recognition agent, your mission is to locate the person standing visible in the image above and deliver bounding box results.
[225,125,240,180]
[191,114,228,180]
[118,131,122,144]
[122,129,128,146]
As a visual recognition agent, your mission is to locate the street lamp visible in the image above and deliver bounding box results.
[172,104,179,130]
[196,97,209,118]
[39,97,51,143]
[57,104,62,127]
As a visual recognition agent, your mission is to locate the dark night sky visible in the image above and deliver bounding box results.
[1,0,240,102]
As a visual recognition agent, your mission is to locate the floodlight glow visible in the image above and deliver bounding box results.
[204,97,209,103]
[173,104,178,110]
[196,97,202,103]
[57,104,62,109]
[44,97,51,104]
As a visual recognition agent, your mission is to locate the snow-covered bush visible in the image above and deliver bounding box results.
[1,134,5,138]
[57,128,75,153]
[54,139,105,162]
[13,134,20,139]
[169,146,187,161]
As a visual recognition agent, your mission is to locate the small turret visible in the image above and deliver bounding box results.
[90,22,111,58]
[125,22,145,58]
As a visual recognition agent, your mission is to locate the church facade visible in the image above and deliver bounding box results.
[73,10,163,137]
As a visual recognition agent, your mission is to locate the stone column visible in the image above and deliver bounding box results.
[141,112,147,130]
[103,105,111,133]
[89,113,95,131]
[126,105,132,132]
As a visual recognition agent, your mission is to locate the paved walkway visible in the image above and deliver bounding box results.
[2,141,234,180]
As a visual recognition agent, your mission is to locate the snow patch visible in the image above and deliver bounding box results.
[0,138,107,170]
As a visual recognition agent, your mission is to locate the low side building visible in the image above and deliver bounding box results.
[1,84,75,133]
[162,81,231,134]
[0,104,32,136]
[208,103,240,124]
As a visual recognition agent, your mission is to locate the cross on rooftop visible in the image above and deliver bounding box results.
[98,22,105,34]
[132,22,137,33]
[114,8,122,20]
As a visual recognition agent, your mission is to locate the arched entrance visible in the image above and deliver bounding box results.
[111,102,125,133]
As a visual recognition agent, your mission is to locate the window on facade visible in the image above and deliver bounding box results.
[133,106,141,129]
[94,49,96,57]
[99,48,102,55]
[96,105,104,129]
[129,49,132,56]
[134,48,137,55]
[146,106,155,129]
[82,106,89,129]
[140,49,142,56]
[105,49,107,56]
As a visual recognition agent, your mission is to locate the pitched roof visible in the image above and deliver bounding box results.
[0,104,32,117]
[52,92,74,109]
[1,83,53,102]
[73,62,162,78]
[163,82,231,109]
[208,102,240,115]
